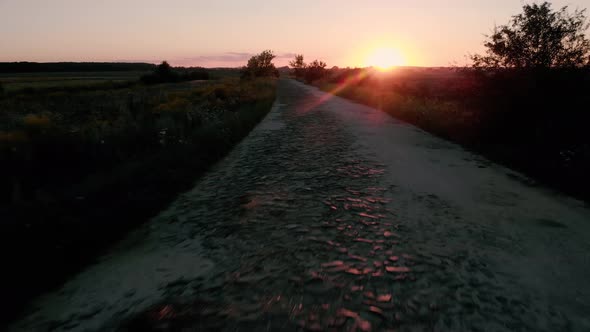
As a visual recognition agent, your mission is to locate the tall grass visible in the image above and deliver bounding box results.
[0,77,277,323]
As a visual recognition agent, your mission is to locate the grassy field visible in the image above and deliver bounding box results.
[0,72,276,323]
[0,71,147,92]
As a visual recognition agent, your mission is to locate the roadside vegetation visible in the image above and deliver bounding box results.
[0,51,277,322]
[241,50,280,79]
[140,61,209,84]
[289,54,328,83]
[294,2,590,201]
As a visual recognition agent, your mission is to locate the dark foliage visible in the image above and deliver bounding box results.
[289,54,328,83]
[5,80,137,96]
[241,50,280,79]
[472,68,590,187]
[289,54,306,78]
[0,78,276,324]
[472,2,590,68]
[462,2,590,197]
[180,69,210,81]
[140,61,179,84]
[140,61,209,85]
[303,60,328,83]
[0,62,156,73]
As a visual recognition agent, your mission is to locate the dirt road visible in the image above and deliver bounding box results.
[12,79,590,331]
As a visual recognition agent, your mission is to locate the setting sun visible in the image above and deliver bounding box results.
[364,47,406,70]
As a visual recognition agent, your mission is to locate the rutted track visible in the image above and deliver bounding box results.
[12,79,590,331]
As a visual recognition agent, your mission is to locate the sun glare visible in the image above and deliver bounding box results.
[364,47,406,70]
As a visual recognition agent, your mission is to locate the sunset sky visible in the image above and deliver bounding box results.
[1,0,588,67]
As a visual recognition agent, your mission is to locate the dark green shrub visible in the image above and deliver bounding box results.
[241,50,279,79]
[140,61,180,84]
[303,60,327,83]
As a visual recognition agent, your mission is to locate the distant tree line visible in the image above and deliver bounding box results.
[0,62,156,73]
[140,61,209,85]
[289,55,328,83]
[240,52,331,82]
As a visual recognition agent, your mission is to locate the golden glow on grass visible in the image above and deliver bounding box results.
[364,47,406,70]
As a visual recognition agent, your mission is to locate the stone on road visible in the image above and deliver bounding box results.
[11,79,590,331]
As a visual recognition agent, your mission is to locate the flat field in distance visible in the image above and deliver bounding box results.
[0,71,147,92]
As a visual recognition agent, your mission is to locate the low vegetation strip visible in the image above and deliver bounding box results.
[0,76,277,322]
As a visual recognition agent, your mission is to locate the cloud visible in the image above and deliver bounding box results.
[277,52,298,59]
[185,53,252,62]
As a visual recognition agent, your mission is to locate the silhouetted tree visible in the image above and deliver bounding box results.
[289,54,306,78]
[155,61,174,77]
[141,61,181,84]
[241,50,279,79]
[303,60,327,83]
[471,2,590,68]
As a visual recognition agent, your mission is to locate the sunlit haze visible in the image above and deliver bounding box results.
[1,0,588,67]
[364,47,406,69]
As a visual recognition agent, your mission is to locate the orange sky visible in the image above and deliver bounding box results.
[1,0,588,67]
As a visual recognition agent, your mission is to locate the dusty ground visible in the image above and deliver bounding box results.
[11,79,590,331]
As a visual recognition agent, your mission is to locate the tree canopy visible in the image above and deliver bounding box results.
[289,54,328,83]
[140,61,209,84]
[241,50,279,78]
[471,2,590,69]
[304,60,327,83]
[289,54,306,78]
